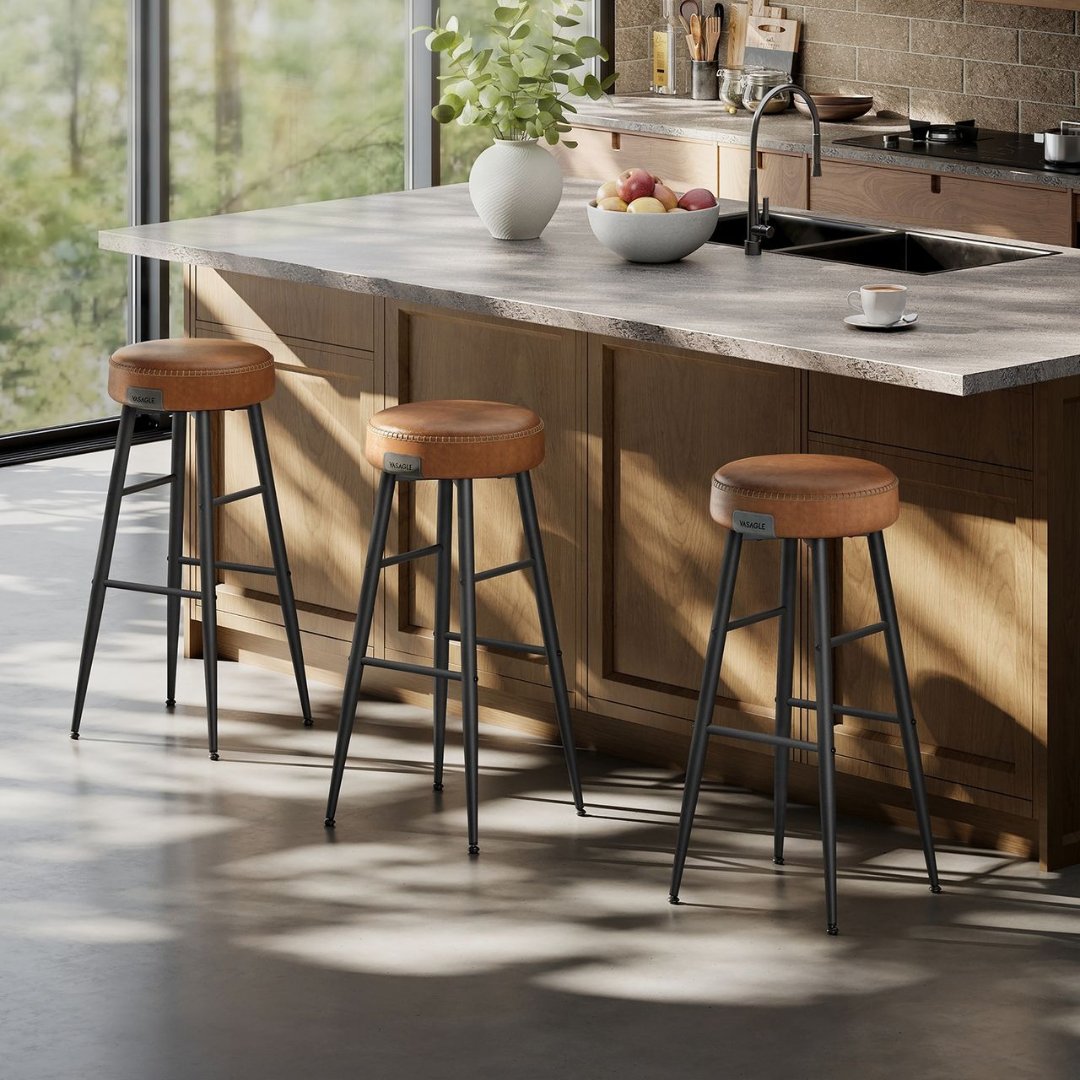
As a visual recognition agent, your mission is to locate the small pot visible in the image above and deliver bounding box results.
[1042,127,1080,166]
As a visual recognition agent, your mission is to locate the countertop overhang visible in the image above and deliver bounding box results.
[99,181,1080,396]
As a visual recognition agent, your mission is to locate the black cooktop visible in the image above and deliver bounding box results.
[835,125,1080,176]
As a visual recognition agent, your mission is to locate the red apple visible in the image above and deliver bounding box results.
[653,182,679,211]
[616,168,656,204]
[678,187,718,211]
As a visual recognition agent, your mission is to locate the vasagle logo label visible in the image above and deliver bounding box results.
[125,387,164,410]
[384,453,423,478]
[732,511,776,539]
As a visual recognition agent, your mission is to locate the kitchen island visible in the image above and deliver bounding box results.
[101,181,1080,867]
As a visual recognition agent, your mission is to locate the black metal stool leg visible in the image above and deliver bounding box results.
[810,538,840,935]
[457,478,481,855]
[432,480,454,791]
[325,471,396,827]
[248,404,313,727]
[194,412,220,759]
[868,530,942,894]
[772,538,799,865]
[670,530,744,904]
[71,406,138,739]
[515,471,585,815]
[165,411,187,708]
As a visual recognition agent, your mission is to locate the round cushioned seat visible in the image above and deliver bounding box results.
[710,454,900,539]
[366,400,545,480]
[108,338,275,413]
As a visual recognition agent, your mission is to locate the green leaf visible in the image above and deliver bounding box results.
[576,35,603,59]
[509,21,531,40]
[514,102,539,118]
[493,5,519,24]
[432,103,457,124]
[545,128,560,145]
[425,29,459,52]
[554,14,577,26]
[563,140,578,149]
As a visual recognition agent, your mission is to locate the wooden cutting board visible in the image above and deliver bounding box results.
[728,3,787,66]
[742,16,800,75]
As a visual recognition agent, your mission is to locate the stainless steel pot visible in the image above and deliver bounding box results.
[1038,122,1080,165]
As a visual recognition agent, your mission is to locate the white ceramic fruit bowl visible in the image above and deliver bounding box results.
[586,200,720,264]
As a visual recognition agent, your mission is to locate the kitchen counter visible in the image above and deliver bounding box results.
[97,183,1080,871]
[101,181,1080,396]
[574,96,1080,193]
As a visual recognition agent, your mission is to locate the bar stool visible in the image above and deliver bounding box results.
[71,338,312,758]
[324,399,585,852]
[669,453,941,934]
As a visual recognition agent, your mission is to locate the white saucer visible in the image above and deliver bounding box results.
[844,312,919,331]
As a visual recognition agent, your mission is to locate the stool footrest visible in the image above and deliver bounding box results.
[179,556,275,576]
[380,543,442,570]
[474,558,534,583]
[362,657,462,681]
[831,621,887,648]
[105,578,200,600]
[789,697,901,725]
[213,485,264,507]
[727,605,785,632]
[706,725,817,753]
[446,631,546,656]
[122,473,175,497]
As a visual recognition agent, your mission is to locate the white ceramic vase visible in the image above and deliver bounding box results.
[468,138,564,241]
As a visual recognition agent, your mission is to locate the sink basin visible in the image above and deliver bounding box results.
[709,210,1056,274]
[710,211,890,251]
[792,230,1056,275]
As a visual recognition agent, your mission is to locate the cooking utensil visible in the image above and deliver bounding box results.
[679,0,701,26]
[690,12,703,59]
[726,2,747,65]
[1036,122,1080,166]
[705,15,722,61]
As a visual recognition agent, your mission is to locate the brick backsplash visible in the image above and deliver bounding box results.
[614,1,1080,131]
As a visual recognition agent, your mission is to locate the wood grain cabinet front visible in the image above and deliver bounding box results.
[718,145,809,209]
[382,302,588,708]
[585,336,802,752]
[549,126,719,192]
[811,159,1074,247]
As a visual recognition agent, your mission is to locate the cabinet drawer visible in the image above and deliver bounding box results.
[809,373,1032,471]
[718,145,809,209]
[811,160,1072,246]
[195,267,375,351]
[550,127,718,192]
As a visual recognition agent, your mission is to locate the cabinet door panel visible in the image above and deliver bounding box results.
[384,304,586,703]
[809,439,1034,806]
[198,327,377,638]
[550,127,718,192]
[718,146,809,209]
[587,337,801,732]
[811,160,1072,246]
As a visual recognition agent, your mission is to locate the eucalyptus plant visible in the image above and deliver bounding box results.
[421,2,616,146]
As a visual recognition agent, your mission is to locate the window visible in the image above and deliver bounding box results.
[0,0,129,437]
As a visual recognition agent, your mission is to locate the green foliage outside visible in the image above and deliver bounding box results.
[1,0,407,436]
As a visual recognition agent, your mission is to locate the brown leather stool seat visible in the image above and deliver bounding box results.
[710,453,900,539]
[108,338,275,413]
[365,400,545,480]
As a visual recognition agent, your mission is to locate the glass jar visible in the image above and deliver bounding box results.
[718,66,746,111]
[741,68,791,114]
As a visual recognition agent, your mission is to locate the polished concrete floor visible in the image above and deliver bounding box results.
[2,442,1080,1080]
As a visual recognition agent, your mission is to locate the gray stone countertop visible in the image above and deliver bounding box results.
[99,180,1080,397]
[574,96,1080,193]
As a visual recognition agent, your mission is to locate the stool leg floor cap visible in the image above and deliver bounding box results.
[827,924,839,936]
[324,818,335,828]
[930,885,943,894]
[165,699,176,708]
[433,783,443,792]
[668,895,680,905]
[209,753,219,761]
[69,732,79,740]
[467,845,480,856]
[773,857,785,865]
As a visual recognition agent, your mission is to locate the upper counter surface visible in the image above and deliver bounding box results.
[573,96,1080,193]
[99,180,1080,396]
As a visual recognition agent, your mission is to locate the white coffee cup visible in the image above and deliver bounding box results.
[847,284,907,326]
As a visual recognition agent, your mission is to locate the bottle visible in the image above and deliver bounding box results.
[650,0,680,96]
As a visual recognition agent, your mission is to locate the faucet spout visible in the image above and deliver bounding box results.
[746,84,822,255]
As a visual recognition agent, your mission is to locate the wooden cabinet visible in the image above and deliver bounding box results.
[191,269,381,648]
[811,160,1074,246]
[807,439,1035,816]
[585,336,801,741]
[382,302,588,707]
[549,126,718,192]
[718,145,809,210]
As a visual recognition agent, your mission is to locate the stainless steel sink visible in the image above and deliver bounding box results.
[710,211,890,252]
[709,211,1057,274]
